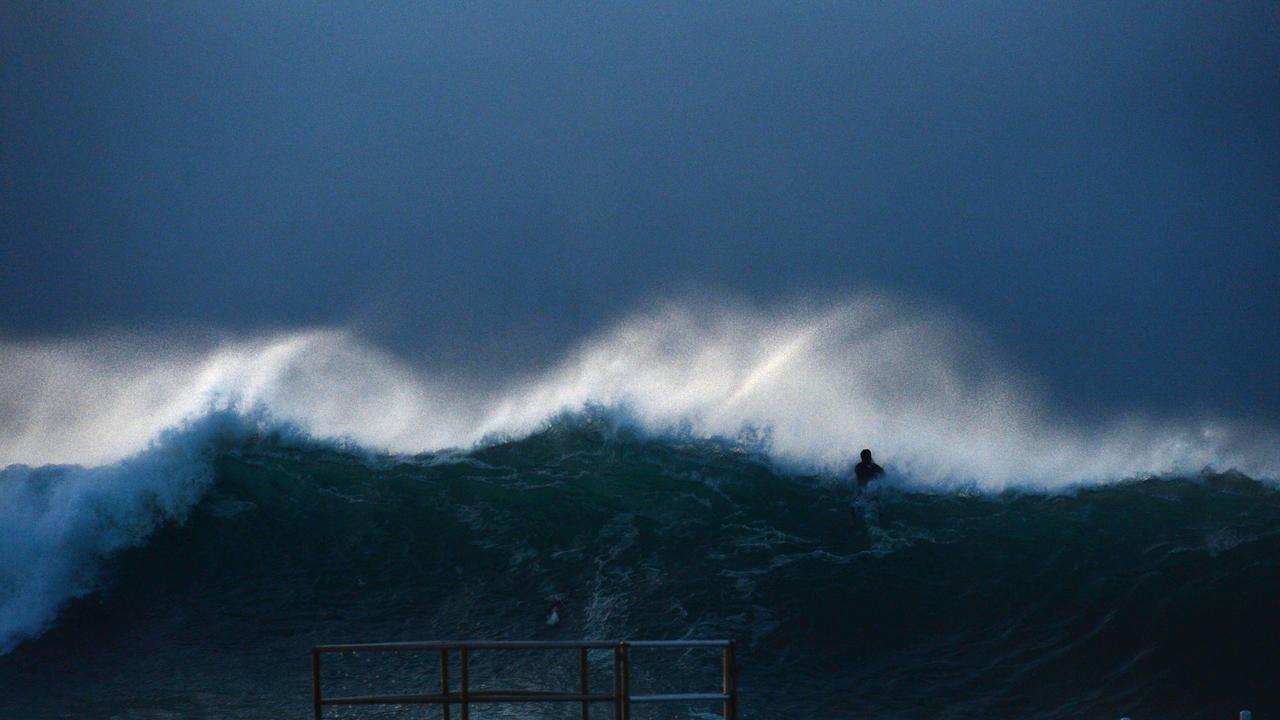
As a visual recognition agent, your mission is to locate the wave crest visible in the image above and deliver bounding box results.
[0,412,251,654]
[2,299,1275,485]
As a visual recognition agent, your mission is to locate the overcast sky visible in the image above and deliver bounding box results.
[2,2,1277,420]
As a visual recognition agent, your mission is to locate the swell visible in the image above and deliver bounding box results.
[3,427,1278,718]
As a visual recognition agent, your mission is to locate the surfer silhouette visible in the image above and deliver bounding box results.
[853,449,884,488]
[848,449,884,526]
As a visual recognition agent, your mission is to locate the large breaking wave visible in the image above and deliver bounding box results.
[1,298,1276,673]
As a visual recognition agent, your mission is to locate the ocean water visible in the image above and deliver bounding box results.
[2,307,1278,718]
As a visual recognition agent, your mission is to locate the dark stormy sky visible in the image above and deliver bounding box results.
[2,2,1277,421]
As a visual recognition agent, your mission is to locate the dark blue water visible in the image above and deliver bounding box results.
[2,420,1278,718]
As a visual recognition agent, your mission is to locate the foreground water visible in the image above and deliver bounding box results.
[1,418,1277,719]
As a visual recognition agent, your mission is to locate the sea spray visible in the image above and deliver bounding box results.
[2,299,1274,483]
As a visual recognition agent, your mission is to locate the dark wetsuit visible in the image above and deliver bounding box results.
[853,460,884,489]
[849,459,885,523]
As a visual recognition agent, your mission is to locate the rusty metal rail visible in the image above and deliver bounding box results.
[310,639,737,719]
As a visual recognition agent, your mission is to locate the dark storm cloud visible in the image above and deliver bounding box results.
[2,2,1277,418]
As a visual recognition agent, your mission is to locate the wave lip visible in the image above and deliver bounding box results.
[0,412,252,655]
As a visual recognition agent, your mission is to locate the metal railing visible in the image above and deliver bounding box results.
[311,639,737,720]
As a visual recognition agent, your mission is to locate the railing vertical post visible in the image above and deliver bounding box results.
[619,641,631,720]
[440,648,450,720]
[460,646,470,720]
[579,646,590,720]
[723,640,737,720]
[612,645,622,720]
[311,648,322,720]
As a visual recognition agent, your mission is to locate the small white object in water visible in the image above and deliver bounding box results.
[546,600,565,626]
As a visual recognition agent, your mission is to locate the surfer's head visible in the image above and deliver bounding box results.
[860,449,873,462]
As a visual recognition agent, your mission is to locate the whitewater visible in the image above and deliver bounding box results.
[2,299,1277,718]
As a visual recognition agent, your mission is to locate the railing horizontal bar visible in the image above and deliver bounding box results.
[322,692,618,705]
[629,693,731,703]
[315,640,620,653]
[323,694,451,706]
[314,639,735,654]
[625,640,731,649]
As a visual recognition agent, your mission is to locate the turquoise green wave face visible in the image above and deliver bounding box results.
[3,420,1279,719]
